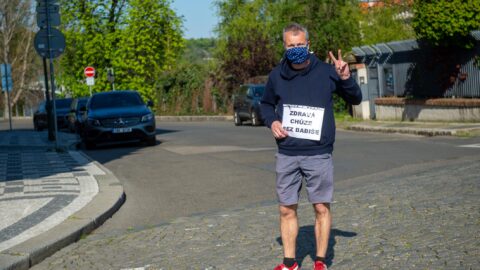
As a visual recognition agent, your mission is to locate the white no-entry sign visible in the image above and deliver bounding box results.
[84,66,95,78]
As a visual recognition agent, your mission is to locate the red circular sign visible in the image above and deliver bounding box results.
[84,66,95,77]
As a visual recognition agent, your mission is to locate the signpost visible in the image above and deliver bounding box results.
[34,0,65,147]
[1,63,13,131]
[84,66,95,95]
[107,68,115,91]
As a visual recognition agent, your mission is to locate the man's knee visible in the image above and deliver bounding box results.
[279,204,298,219]
[313,203,330,217]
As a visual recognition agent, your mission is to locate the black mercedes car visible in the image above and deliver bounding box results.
[81,91,156,148]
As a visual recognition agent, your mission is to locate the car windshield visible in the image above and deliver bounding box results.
[253,86,265,97]
[89,92,144,109]
[55,99,73,109]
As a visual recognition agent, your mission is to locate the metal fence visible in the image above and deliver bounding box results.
[352,30,480,99]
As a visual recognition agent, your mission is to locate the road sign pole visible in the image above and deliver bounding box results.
[89,85,92,96]
[44,0,58,148]
[3,64,12,132]
[43,57,54,141]
[107,68,115,91]
[111,69,115,91]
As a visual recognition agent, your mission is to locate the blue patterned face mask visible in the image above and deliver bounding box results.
[285,46,309,64]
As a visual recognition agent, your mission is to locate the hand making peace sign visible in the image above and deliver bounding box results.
[329,49,351,80]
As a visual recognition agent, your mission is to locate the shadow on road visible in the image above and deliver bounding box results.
[79,128,179,164]
[276,226,357,267]
[0,124,179,182]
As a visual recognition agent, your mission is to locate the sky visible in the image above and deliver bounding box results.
[170,0,218,39]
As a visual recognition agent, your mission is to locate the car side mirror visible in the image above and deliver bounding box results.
[147,100,154,107]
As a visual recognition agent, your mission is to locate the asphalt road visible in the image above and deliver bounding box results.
[2,119,479,234]
[81,120,480,235]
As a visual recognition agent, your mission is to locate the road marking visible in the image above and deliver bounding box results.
[121,266,155,270]
[163,145,275,155]
[459,143,480,148]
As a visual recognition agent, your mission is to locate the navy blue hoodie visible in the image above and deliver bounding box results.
[260,53,362,156]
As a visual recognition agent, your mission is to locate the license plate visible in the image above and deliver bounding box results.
[112,127,132,133]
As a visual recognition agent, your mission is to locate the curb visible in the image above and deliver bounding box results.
[0,151,125,270]
[156,115,233,122]
[346,124,457,136]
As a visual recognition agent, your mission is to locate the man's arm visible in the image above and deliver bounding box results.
[329,49,362,105]
[335,76,362,105]
[260,77,278,128]
[260,77,289,139]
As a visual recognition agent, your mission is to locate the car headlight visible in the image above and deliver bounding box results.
[141,113,154,122]
[87,118,101,126]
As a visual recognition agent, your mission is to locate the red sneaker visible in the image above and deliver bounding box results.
[274,262,299,270]
[313,261,327,270]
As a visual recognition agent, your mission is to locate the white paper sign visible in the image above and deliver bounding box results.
[282,104,324,141]
[86,77,95,86]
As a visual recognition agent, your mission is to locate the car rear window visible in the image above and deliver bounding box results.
[90,92,144,109]
[77,99,88,108]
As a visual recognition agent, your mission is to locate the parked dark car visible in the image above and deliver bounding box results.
[54,98,73,130]
[67,97,89,133]
[33,98,73,131]
[33,101,47,131]
[232,84,265,126]
[81,91,156,148]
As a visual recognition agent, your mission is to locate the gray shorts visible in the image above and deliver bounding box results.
[275,153,334,205]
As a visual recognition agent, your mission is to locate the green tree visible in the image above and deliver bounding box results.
[157,62,211,114]
[58,0,127,97]
[181,38,216,64]
[213,0,362,115]
[113,0,184,102]
[214,0,277,84]
[58,0,184,103]
[270,0,361,60]
[359,1,415,45]
[412,0,480,48]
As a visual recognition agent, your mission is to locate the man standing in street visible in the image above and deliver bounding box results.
[260,23,362,270]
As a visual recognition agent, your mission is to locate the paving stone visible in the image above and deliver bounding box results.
[0,142,99,253]
[31,157,480,269]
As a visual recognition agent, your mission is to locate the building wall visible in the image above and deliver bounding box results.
[376,104,480,122]
[353,101,371,120]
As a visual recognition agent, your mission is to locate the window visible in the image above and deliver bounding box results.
[90,92,144,109]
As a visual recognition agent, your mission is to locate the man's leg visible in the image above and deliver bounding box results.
[279,204,298,258]
[313,203,331,258]
[275,153,302,268]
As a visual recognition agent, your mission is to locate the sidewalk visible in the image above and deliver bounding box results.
[344,120,480,137]
[153,115,480,137]
[0,131,125,270]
